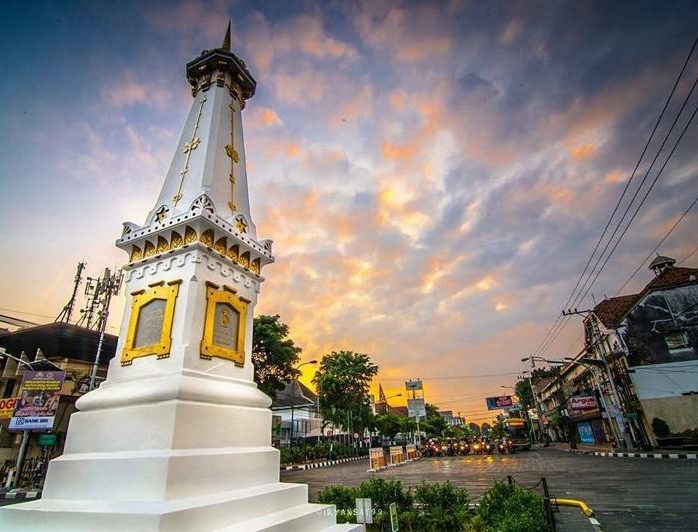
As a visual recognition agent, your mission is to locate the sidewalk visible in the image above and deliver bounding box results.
[550,442,697,459]
[281,454,367,471]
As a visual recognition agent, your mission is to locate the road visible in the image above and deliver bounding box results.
[281,447,698,531]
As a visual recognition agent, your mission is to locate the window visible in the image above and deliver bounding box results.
[664,331,689,352]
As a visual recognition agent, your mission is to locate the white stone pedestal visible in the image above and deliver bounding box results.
[0,389,359,531]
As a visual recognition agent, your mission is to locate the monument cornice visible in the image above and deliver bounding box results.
[118,195,273,277]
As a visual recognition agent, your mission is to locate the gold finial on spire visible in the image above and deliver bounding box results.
[222,20,231,51]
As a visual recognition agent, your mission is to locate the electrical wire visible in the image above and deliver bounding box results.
[532,32,698,356]
[679,244,698,265]
[615,192,698,295]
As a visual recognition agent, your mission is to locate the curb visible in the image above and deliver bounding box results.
[0,489,41,500]
[566,448,697,460]
[281,455,367,471]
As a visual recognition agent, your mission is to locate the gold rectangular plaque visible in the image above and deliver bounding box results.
[121,280,181,366]
[200,282,247,367]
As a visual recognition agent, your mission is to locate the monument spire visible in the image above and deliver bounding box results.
[0,27,357,532]
[222,20,231,51]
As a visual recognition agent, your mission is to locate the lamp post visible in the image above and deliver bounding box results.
[0,353,64,488]
[289,360,317,447]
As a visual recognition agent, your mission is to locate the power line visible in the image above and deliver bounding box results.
[533,32,698,356]
[571,74,698,309]
[377,371,521,381]
[540,89,698,356]
[615,192,698,295]
[679,244,698,265]
[576,102,698,307]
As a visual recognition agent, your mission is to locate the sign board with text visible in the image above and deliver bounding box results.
[9,371,65,431]
[369,447,387,471]
[389,446,404,466]
[407,398,426,419]
[485,395,514,410]
[355,498,373,524]
[570,395,599,411]
[0,397,18,419]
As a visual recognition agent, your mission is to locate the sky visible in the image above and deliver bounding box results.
[1,0,698,424]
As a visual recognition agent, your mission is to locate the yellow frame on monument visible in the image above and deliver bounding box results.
[200,282,248,367]
[121,280,181,366]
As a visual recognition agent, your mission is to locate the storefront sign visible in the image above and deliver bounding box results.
[9,371,65,430]
[0,397,17,419]
[485,395,514,410]
[570,395,598,411]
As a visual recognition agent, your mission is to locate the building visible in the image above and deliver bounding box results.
[271,381,323,445]
[534,256,698,449]
[0,322,116,485]
[583,256,698,446]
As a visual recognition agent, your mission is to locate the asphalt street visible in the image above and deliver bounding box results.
[281,447,698,531]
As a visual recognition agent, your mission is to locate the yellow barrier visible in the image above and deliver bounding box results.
[551,498,594,517]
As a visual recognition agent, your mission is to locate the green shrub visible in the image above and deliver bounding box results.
[652,417,671,438]
[476,481,547,532]
[317,484,356,512]
[415,481,470,531]
[356,476,414,514]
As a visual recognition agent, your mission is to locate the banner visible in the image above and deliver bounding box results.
[9,371,65,431]
[389,446,404,466]
[570,395,598,411]
[0,397,18,419]
[485,395,514,410]
[405,444,417,461]
[369,447,386,471]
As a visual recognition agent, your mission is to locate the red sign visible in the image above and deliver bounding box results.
[0,397,17,419]
[570,395,598,411]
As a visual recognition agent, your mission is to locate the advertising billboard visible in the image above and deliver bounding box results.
[405,380,423,391]
[9,371,66,431]
[570,395,599,411]
[407,398,426,419]
[485,395,514,410]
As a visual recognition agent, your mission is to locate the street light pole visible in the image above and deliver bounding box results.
[290,360,317,447]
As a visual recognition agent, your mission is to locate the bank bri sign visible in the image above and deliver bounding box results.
[9,371,65,430]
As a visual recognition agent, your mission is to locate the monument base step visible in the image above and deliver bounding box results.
[0,482,336,532]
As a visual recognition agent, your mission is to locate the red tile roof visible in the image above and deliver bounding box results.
[593,266,698,328]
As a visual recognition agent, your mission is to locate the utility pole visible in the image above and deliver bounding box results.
[55,262,86,324]
[89,268,122,392]
[521,356,544,444]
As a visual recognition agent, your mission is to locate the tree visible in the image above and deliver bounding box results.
[419,403,448,437]
[313,351,379,433]
[514,367,560,409]
[375,412,401,439]
[252,315,301,399]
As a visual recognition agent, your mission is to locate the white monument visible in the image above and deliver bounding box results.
[0,24,359,532]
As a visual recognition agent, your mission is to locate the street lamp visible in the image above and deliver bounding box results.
[290,360,317,446]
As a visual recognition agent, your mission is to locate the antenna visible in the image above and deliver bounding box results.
[55,262,86,323]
